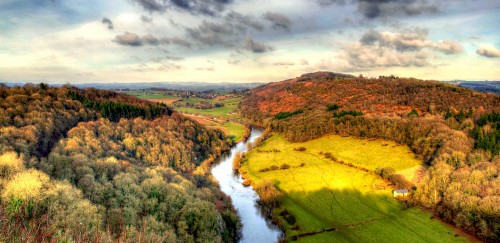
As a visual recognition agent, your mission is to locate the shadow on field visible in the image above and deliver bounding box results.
[281,187,424,242]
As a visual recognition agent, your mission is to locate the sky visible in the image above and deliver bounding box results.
[0,0,499,83]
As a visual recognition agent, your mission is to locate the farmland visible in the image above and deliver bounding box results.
[174,96,242,119]
[240,134,467,242]
[124,90,182,104]
[185,114,247,142]
[127,90,245,141]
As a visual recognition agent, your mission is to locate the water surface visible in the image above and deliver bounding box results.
[212,128,282,243]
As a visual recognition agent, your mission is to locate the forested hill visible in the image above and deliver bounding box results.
[0,83,239,242]
[240,72,500,241]
[241,72,499,123]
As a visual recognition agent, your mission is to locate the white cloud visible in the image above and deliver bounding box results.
[476,44,500,58]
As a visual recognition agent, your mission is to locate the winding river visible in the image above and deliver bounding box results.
[212,128,283,243]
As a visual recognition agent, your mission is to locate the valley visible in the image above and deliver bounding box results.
[1,72,498,242]
[2,0,499,242]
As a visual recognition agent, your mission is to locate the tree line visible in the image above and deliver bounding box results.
[0,83,241,242]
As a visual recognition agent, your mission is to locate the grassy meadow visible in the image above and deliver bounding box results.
[174,97,242,118]
[125,90,182,104]
[186,115,246,142]
[240,134,467,242]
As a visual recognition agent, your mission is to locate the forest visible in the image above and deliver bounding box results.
[0,83,240,242]
[239,72,500,241]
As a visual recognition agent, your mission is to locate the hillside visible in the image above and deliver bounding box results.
[0,84,239,242]
[241,72,499,123]
[239,72,500,241]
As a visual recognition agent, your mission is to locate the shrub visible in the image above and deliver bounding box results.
[274,110,303,120]
[375,167,395,179]
[333,110,363,118]
[326,104,339,111]
[280,164,290,170]
[284,214,296,225]
[232,152,244,170]
[0,152,24,179]
[253,179,283,208]
[294,147,306,151]
[388,174,414,189]
[2,169,50,202]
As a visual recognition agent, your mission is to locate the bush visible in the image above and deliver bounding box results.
[232,152,244,170]
[274,110,303,120]
[375,167,395,179]
[269,165,279,171]
[0,152,24,179]
[294,147,306,151]
[280,164,290,170]
[326,104,339,111]
[388,174,414,189]
[333,110,363,118]
[254,179,283,208]
[284,214,296,225]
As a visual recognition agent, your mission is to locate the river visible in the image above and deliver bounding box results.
[211,128,283,243]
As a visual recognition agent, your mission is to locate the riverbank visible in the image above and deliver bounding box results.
[211,128,283,243]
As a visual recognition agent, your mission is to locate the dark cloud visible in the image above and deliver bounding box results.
[140,15,152,23]
[114,32,143,46]
[131,0,233,16]
[150,56,185,63]
[225,11,264,31]
[184,11,266,48]
[142,34,160,45]
[164,37,193,47]
[476,45,500,58]
[114,32,191,47]
[166,56,185,61]
[316,0,438,19]
[242,37,274,53]
[101,17,114,30]
[263,12,292,31]
[186,20,237,46]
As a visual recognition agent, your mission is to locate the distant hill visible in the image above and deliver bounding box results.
[446,81,500,95]
[1,81,263,92]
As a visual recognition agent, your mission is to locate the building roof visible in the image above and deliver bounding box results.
[394,189,409,193]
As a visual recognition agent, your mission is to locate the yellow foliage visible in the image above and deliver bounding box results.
[2,169,50,201]
[0,152,25,178]
[105,156,118,163]
[44,182,101,231]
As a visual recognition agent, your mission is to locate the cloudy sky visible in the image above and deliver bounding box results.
[0,0,499,83]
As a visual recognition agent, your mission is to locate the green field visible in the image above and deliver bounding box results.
[221,121,246,142]
[189,116,246,142]
[241,134,467,242]
[174,97,242,119]
[124,90,176,99]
